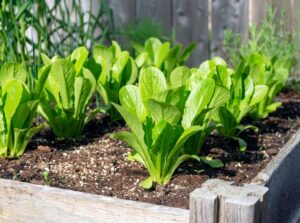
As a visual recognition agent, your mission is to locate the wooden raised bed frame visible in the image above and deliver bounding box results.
[0,129,299,223]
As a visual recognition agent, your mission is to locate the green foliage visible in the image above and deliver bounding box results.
[244,53,290,119]
[195,57,268,151]
[132,37,196,77]
[0,62,50,158]
[41,170,52,186]
[38,47,101,139]
[0,0,115,84]
[122,18,166,46]
[113,67,225,188]
[223,6,297,74]
[88,41,138,120]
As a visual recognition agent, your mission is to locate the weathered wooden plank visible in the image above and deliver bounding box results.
[293,0,300,28]
[173,0,209,66]
[224,196,260,223]
[108,0,135,45]
[211,0,249,56]
[135,0,172,33]
[253,128,300,222]
[249,0,269,25]
[0,178,189,223]
[108,0,136,27]
[189,188,218,223]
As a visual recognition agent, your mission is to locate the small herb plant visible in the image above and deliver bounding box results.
[88,41,138,120]
[122,18,166,46]
[113,67,225,188]
[38,47,102,139]
[132,37,196,77]
[223,6,297,73]
[0,62,50,157]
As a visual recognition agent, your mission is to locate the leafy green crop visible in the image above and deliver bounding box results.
[38,47,102,139]
[194,57,268,151]
[113,66,226,188]
[0,62,50,158]
[87,41,138,120]
[132,37,195,78]
[243,53,290,119]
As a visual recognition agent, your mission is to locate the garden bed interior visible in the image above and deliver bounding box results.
[0,89,299,210]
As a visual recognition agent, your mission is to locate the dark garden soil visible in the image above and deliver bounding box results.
[0,90,300,210]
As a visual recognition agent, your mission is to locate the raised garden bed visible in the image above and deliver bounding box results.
[0,90,299,223]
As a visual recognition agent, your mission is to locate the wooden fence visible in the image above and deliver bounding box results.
[106,0,300,66]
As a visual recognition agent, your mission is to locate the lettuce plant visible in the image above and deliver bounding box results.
[0,62,50,157]
[113,67,227,188]
[39,47,102,139]
[244,53,290,119]
[194,57,268,151]
[133,37,195,79]
[87,41,138,120]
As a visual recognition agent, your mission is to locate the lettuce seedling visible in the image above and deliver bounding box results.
[87,41,138,120]
[244,53,291,119]
[133,37,196,79]
[195,57,268,151]
[39,47,102,139]
[113,67,226,188]
[0,62,50,157]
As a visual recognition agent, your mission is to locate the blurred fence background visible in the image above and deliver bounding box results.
[105,0,300,66]
[41,0,300,66]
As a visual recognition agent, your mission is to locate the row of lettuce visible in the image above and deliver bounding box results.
[0,38,291,188]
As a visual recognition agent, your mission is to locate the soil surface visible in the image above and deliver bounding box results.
[0,90,300,209]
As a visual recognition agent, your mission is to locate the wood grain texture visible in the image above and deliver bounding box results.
[293,0,300,28]
[211,0,249,56]
[249,0,269,25]
[109,0,135,27]
[0,178,189,223]
[173,0,209,66]
[201,179,268,223]
[224,196,260,223]
[189,188,218,223]
[136,0,172,32]
[244,184,269,223]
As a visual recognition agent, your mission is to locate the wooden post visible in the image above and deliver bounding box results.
[189,188,218,223]
[224,196,260,223]
[244,184,269,223]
